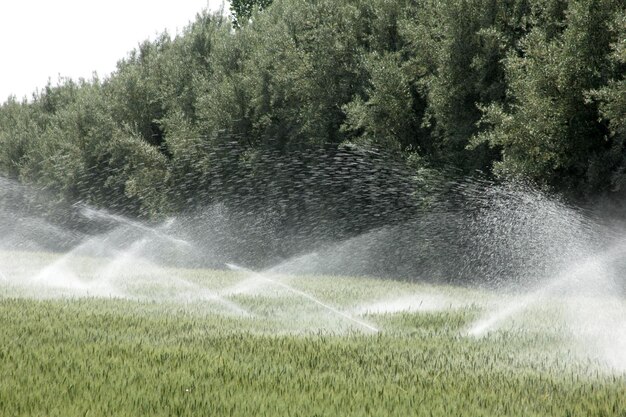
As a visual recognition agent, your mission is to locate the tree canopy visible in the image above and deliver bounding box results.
[1,0,624,226]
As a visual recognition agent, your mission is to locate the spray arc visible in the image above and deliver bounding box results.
[225,263,379,333]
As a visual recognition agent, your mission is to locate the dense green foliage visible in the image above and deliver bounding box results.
[0,0,625,218]
[0,258,624,417]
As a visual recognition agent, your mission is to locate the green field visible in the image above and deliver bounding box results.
[0,251,624,417]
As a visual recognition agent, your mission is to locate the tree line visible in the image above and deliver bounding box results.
[0,0,624,227]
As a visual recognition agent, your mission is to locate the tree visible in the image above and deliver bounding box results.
[230,0,273,27]
[0,98,39,179]
[342,52,424,153]
[589,10,626,192]
[473,0,621,196]
[105,34,172,150]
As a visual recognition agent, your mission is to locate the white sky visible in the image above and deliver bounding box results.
[0,0,228,102]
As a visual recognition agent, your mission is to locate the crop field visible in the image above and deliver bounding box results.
[0,250,625,417]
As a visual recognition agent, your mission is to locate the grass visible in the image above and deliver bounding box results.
[0,250,624,416]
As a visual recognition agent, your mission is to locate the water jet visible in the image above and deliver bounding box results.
[78,205,191,248]
[225,263,379,332]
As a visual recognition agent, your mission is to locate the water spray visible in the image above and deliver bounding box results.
[466,239,626,337]
[225,263,379,333]
[78,206,191,247]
